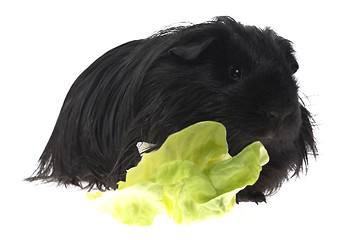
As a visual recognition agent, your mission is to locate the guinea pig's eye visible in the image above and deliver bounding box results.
[228,65,243,81]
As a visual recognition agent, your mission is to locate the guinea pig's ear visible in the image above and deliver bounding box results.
[274,33,299,74]
[279,39,299,74]
[288,54,299,74]
[169,37,215,60]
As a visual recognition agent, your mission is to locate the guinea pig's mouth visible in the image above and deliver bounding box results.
[228,134,283,156]
[262,130,278,140]
[225,122,294,156]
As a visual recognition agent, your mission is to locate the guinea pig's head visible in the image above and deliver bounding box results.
[139,17,314,164]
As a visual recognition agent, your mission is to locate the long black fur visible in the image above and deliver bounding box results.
[27,16,317,203]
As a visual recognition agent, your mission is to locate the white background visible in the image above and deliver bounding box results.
[1,0,360,239]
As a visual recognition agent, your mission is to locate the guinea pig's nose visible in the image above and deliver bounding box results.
[267,111,280,121]
[265,110,293,139]
[266,109,293,123]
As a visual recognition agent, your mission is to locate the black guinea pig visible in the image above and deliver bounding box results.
[27,16,317,203]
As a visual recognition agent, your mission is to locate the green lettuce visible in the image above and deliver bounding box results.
[87,121,269,226]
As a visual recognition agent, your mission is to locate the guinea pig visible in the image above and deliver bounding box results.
[27,16,317,203]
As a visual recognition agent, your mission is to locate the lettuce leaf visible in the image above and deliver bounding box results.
[87,121,269,226]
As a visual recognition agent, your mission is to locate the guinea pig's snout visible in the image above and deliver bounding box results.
[264,107,298,138]
[266,109,293,124]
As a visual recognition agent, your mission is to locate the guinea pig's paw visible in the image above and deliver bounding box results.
[250,192,267,205]
[236,190,266,204]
